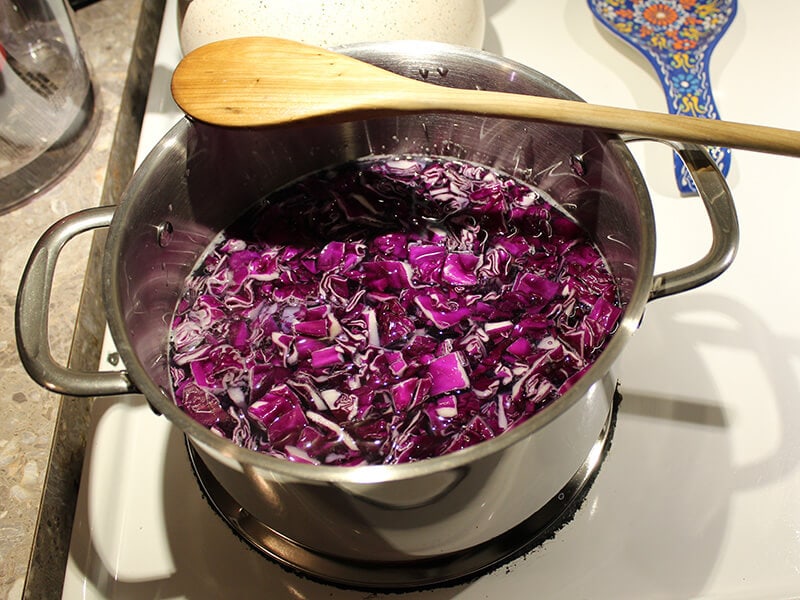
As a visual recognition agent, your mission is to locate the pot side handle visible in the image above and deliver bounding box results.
[628,139,740,301]
[15,206,137,397]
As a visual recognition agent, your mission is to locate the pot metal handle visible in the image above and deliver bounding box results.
[15,205,137,396]
[16,145,735,394]
[628,139,739,301]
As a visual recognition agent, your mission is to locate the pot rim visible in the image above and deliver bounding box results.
[104,40,655,483]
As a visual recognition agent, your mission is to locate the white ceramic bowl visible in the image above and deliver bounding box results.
[178,0,486,54]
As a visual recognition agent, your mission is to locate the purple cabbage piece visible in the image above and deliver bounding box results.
[169,156,622,465]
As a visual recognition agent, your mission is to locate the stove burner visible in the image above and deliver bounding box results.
[186,388,621,592]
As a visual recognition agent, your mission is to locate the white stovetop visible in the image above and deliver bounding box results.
[63,1,800,598]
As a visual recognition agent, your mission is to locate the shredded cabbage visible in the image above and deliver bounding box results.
[169,156,622,465]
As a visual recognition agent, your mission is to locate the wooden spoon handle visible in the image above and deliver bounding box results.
[409,86,800,157]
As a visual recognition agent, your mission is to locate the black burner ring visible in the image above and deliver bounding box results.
[186,386,622,592]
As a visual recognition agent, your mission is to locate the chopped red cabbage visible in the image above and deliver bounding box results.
[169,156,622,465]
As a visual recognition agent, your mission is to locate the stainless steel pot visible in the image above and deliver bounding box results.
[16,41,738,587]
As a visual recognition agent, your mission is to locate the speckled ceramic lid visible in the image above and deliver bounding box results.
[177,0,486,54]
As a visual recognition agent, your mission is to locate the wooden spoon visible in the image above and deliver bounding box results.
[171,36,800,158]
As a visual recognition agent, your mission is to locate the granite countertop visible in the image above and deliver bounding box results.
[0,1,163,597]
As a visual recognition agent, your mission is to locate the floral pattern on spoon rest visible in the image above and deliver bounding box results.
[588,0,737,194]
